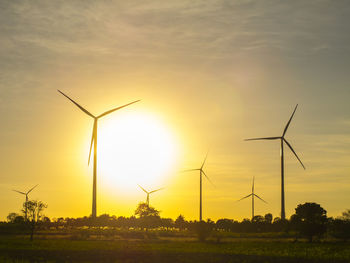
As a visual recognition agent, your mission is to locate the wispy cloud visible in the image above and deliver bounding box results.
[1,0,350,65]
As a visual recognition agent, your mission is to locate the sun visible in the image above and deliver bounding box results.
[95,110,179,194]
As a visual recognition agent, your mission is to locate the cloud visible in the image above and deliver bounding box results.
[1,0,350,67]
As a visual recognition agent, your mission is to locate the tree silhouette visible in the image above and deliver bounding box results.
[175,215,187,230]
[7,213,23,223]
[22,200,47,241]
[134,202,160,230]
[135,202,159,218]
[192,220,214,242]
[342,209,350,220]
[291,202,327,242]
[264,213,273,224]
[328,209,350,241]
[329,218,350,241]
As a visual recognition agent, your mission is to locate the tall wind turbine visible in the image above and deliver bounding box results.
[245,104,305,220]
[138,185,164,206]
[238,177,267,220]
[182,152,213,221]
[58,90,140,219]
[13,184,38,221]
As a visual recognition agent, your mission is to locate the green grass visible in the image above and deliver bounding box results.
[0,236,349,262]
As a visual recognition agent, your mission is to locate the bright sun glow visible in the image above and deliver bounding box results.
[93,111,179,195]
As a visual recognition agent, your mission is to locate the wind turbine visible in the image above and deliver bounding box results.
[58,90,140,219]
[238,177,267,220]
[245,104,305,220]
[138,185,164,206]
[182,152,213,221]
[13,184,38,221]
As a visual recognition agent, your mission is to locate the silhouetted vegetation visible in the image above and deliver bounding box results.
[2,202,350,262]
[328,209,350,242]
[191,220,214,241]
[23,200,47,241]
[290,202,328,242]
[2,202,350,243]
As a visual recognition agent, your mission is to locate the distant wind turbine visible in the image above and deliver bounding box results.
[182,152,213,221]
[58,90,140,219]
[138,185,164,206]
[13,184,38,221]
[237,177,266,220]
[245,104,305,220]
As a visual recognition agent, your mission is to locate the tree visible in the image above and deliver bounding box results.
[273,217,281,224]
[175,215,187,230]
[135,202,159,218]
[252,215,264,224]
[341,209,350,221]
[329,218,350,241]
[192,221,214,241]
[96,214,113,227]
[160,218,174,230]
[264,213,273,224]
[7,213,24,223]
[328,209,350,241]
[134,203,160,230]
[216,219,234,231]
[292,202,327,242]
[23,200,48,241]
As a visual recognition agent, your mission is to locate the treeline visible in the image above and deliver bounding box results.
[2,202,350,242]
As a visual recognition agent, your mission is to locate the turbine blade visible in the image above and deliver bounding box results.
[245,137,280,141]
[57,90,95,118]
[201,151,209,169]
[254,194,268,204]
[283,104,298,136]
[283,139,306,169]
[237,194,252,202]
[252,177,255,193]
[202,170,215,186]
[138,185,148,194]
[150,188,164,194]
[88,121,97,165]
[97,100,140,118]
[13,190,26,195]
[27,184,38,194]
[180,169,200,173]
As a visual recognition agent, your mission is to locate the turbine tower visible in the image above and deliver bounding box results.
[58,90,140,219]
[138,185,164,206]
[182,152,213,221]
[13,184,38,221]
[238,177,267,220]
[245,104,305,220]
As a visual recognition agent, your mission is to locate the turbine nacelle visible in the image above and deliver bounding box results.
[238,193,267,204]
[238,177,267,203]
[237,177,267,219]
[244,104,305,170]
[138,185,164,195]
[12,184,38,198]
[138,185,164,205]
[58,90,140,165]
[181,151,214,186]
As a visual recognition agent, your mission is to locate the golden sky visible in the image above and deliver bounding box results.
[0,1,349,221]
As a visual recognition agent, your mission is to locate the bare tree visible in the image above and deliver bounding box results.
[22,200,47,241]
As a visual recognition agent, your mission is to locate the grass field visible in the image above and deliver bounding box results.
[0,235,349,263]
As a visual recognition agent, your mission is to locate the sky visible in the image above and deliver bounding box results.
[0,0,349,221]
